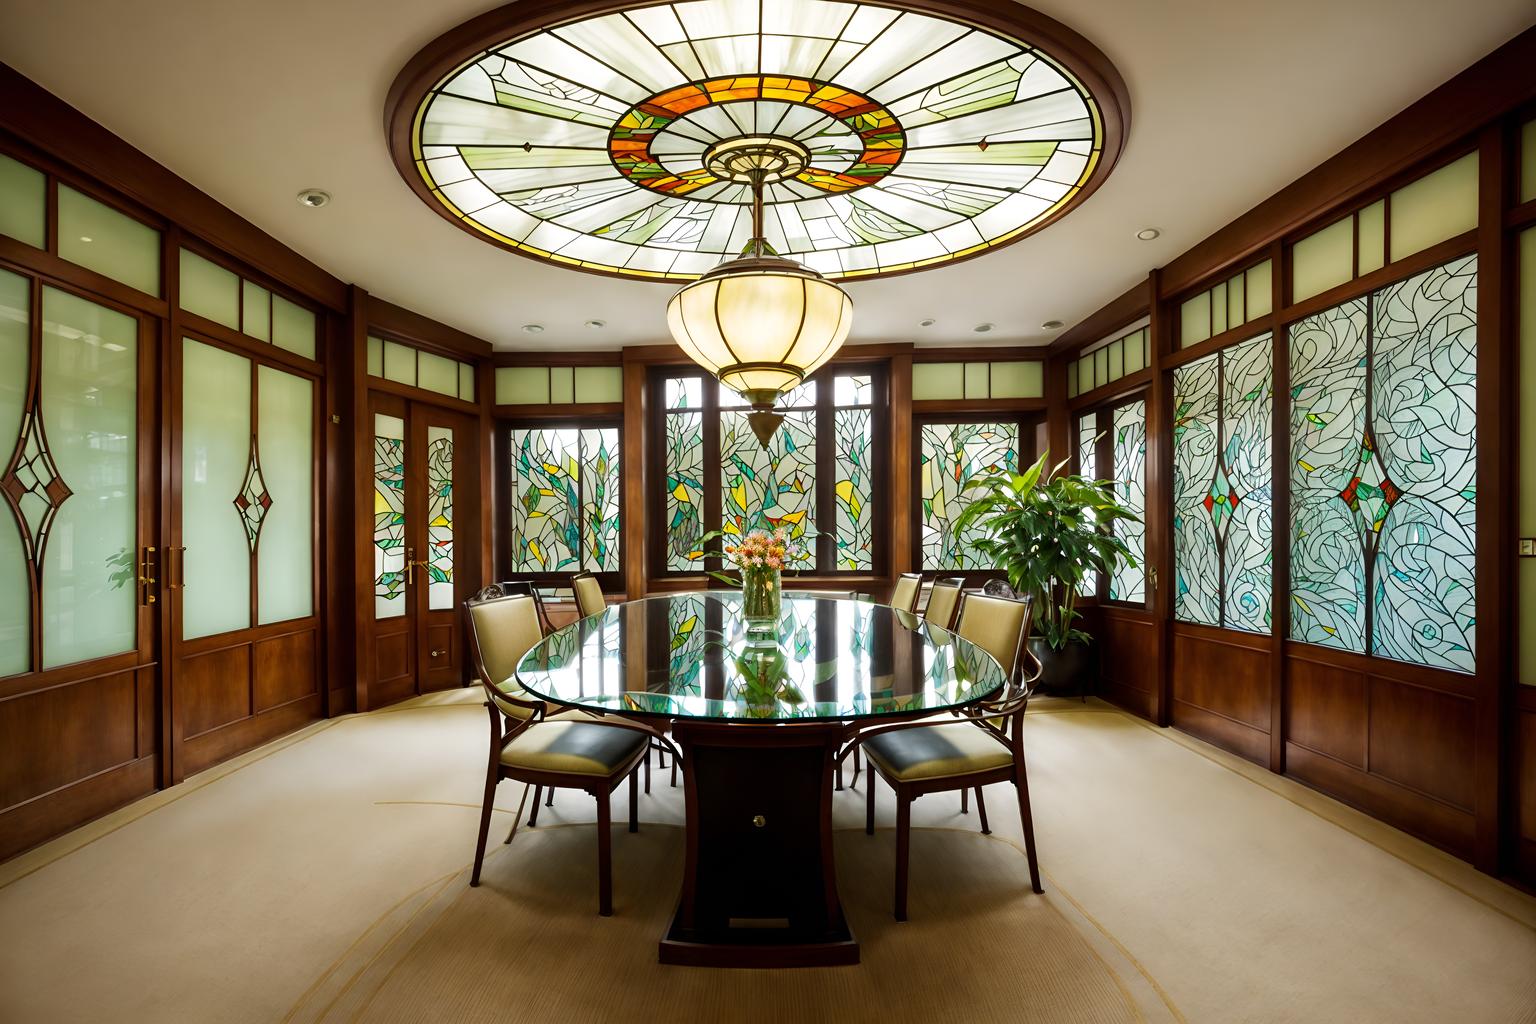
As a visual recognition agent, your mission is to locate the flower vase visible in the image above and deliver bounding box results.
[741,565,781,624]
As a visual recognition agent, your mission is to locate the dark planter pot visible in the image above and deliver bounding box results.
[1028,638,1094,698]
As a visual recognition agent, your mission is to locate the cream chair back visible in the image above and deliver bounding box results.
[922,577,965,630]
[466,594,545,720]
[889,573,922,614]
[571,573,606,619]
[954,592,1031,682]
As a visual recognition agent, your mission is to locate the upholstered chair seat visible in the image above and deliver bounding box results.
[500,720,649,776]
[862,723,1013,782]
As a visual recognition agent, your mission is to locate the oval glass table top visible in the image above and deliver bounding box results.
[514,593,1006,722]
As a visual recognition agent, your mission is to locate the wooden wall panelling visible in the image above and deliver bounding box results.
[888,348,913,579]
[1516,688,1536,880]
[1096,609,1157,718]
[1147,269,1172,727]
[622,349,648,599]
[1170,625,1272,765]
[1473,123,1512,872]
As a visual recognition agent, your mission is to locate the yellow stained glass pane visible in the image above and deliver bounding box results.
[271,296,317,359]
[574,366,623,403]
[57,186,161,296]
[1389,152,1477,264]
[1246,260,1273,319]
[1181,291,1210,347]
[1357,200,1386,276]
[551,366,575,404]
[0,152,46,249]
[1291,218,1353,303]
[496,366,550,404]
[912,362,963,400]
[989,361,1041,399]
[962,362,989,399]
[179,248,239,329]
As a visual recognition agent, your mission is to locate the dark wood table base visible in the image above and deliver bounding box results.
[660,720,860,968]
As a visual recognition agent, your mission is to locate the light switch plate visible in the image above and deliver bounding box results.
[1520,538,1536,557]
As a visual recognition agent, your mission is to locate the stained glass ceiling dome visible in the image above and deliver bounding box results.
[387,0,1129,282]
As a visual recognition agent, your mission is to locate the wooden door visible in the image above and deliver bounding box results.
[168,333,323,781]
[0,278,160,859]
[367,395,476,705]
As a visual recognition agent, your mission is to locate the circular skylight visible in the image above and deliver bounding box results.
[388,0,1128,281]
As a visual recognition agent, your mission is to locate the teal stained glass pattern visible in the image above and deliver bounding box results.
[1109,401,1146,603]
[720,387,816,564]
[509,427,620,572]
[1291,299,1370,652]
[668,592,709,696]
[1175,335,1274,631]
[1076,411,1099,598]
[1289,256,1476,673]
[919,421,1018,570]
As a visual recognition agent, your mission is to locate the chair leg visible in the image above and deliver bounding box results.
[596,789,613,917]
[528,785,543,827]
[835,758,844,791]
[960,786,969,814]
[644,752,652,795]
[656,743,667,770]
[470,773,497,887]
[865,769,876,835]
[670,756,678,788]
[545,787,554,808]
[1014,763,1043,895]
[629,767,639,833]
[895,793,911,922]
[975,786,990,835]
[853,746,862,779]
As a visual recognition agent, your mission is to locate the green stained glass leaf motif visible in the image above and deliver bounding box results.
[509,427,621,573]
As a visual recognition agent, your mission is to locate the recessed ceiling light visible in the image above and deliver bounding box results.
[584,319,606,329]
[1135,227,1160,241]
[296,188,331,209]
[522,324,544,334]
[973,323,994,333]
[1041,319,1064,330]
[919,318,936,327]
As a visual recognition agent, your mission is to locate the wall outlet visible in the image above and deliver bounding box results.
[1520,538,1536,557]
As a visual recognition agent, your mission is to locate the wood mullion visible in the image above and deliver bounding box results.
[817,374,835,572]
[702,375,722,579]
[1269,237,1289,773]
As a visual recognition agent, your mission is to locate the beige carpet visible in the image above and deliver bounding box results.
[1,691,1534,1023]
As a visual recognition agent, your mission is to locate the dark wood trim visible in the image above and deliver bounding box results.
[1278,231,1477,326]
[1162,322,1274,372]
[1064,367,1152,412]
[493,350,622,367]
[0,64,346,311]
[493,402,624,420]
[910,346,1046,363]
[366,296,492,360]
[621,351,648,600]
[365,377,480,415]
[1049,281,1148,357]
[912,397,1047,414]
[0,235,168,319]
[1146,268,1173,727]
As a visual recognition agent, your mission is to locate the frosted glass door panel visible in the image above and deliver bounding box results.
[182,338,251,640]
[39,288,138,668]
[426,425,454,611]
[0,270,29,675]
[256,366,313,625]
[374,413,406,619]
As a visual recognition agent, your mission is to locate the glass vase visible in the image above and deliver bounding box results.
[741,565,781,623]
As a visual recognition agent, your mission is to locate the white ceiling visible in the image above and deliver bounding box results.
[1,0,1530,351]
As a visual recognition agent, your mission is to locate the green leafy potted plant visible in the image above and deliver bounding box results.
[951,449,1139,694]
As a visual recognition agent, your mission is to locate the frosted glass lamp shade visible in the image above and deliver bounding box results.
[667,255,852,405]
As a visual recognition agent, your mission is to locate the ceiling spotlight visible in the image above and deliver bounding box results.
[1041,319,1064,330]
[1135,227,1160,241]
[919,318,936,327]
[78,236,93,243]
[584,319,606,329]
[296,189,331,209]
[522,324,544,334]
[973,323,994,333]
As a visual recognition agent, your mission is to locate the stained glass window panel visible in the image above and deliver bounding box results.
[1173,355,1221,626]
[720,408,816,565]
[373,414,406,619]
[1220,336,1274,632]
[1290,300,1370,653]
[919,421,1018,570]
[1368,256,1477,672]
[1172,336,1275,632]
[1288,255,1477,673]
[664,376,704,570]
[834,407,873,571]
[1076,411,1099,598]
[1110,401,1145,603]
[508,427,620,572]
[426,426,455,610]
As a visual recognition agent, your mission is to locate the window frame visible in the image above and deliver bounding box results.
[647,361,890,581]
[909,410,1042,586]
[495,416,624,592]
[1070,390,1148,609]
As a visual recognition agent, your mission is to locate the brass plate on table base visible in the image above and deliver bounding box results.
[660,721,859,968]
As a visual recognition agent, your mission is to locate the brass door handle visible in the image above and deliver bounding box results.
[138,546,157,605]
[430,648,446,658]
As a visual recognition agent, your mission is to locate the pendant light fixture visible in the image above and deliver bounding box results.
[666,136,853,447]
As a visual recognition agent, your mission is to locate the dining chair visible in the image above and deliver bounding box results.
[495,580,550,634]
[888,572,923,615]
[570,571,606,620]
[921,576,965,631]
[465,589,664,916]
[857,591,1041,921]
